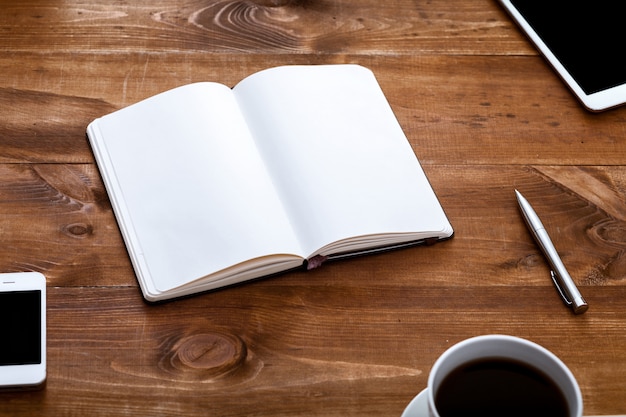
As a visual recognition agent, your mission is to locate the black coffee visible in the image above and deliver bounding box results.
[435,358,570,417]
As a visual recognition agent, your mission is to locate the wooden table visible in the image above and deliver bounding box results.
[1,1,625,415]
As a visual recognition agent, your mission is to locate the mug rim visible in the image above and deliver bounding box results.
[426,334,583,417]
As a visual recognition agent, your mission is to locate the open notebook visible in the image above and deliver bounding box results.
[87,64,453,301]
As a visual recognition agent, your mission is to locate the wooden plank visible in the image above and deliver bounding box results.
[0,0,532,55]
[2,53,625,166]
[0,87,114,163]
[0,163,622,290]
[1,285,624,416]
[0,163,132,285]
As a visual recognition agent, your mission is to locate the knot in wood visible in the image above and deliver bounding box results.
[62,222,93,238]
[592,219,626,247]
[517,253,541,268]
[169,333,247,380]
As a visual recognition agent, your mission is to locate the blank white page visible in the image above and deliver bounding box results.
[234,65,452,257]
[89,83,302,296]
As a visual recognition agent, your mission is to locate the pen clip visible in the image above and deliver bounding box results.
[550,270,572,306]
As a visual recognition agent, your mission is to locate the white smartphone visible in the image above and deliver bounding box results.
[0,272,46,389]
[498,1,626,112]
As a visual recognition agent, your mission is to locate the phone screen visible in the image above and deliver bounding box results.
[510,1,626,95]
[0,291,42,366]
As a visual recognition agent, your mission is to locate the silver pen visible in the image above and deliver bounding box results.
[515,190,588,314]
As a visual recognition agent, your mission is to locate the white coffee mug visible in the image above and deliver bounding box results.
[402,335,583,417]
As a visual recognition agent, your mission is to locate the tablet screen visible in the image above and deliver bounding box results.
[509,1,626,95]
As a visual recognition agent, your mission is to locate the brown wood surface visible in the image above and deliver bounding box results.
[1,1,625,416]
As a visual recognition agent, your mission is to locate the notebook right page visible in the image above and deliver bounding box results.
[233,65,453,258]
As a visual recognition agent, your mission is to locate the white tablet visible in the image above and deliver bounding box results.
[499,1,626,112]
[0,272,46,389]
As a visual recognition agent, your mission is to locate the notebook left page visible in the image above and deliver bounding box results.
[87,83,304,301]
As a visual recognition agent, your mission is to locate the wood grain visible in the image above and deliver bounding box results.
[0,0,625,415]
[33,286,626,416]
[1,0,530,55]
[2,53,624,166]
